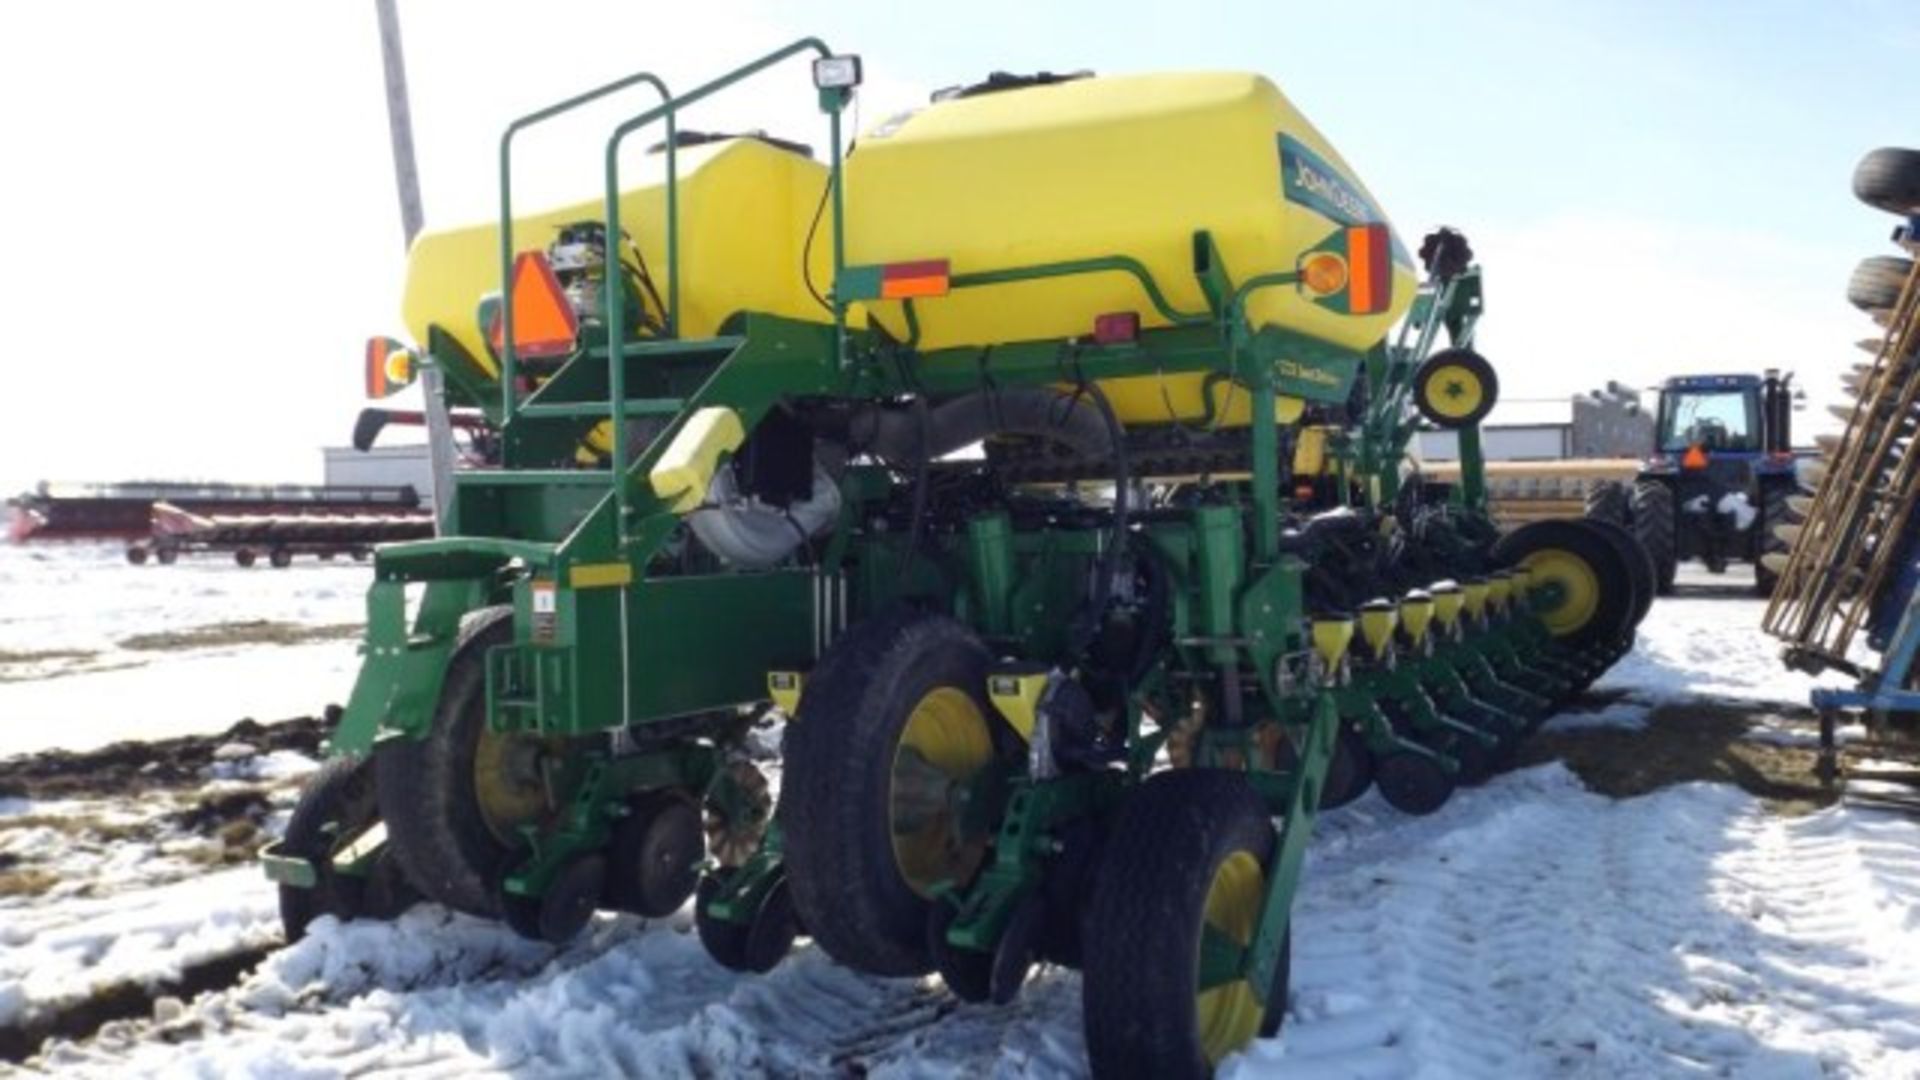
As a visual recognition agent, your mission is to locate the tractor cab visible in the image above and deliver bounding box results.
[1631,370,1798,591]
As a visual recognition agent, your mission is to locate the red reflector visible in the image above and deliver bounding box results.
[1093,312,1140,345]
[1294,484,1316,500]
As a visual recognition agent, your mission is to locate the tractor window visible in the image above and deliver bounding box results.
[1658,389,1759,452]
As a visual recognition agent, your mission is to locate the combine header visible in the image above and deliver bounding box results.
[263,42,1649,1075]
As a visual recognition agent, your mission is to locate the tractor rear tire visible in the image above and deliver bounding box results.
[781,612,1004,977]
[279,753,417,940]
[1492,520,1638,649]
[1629,481,1678,595]
[1580,517,1654,630]
[1755,485,1792,597]
[1583,481,1628,526]
[1083,769,1289,1078]
[377,606,550,919]
[1848,256,1913,315]
[1854,147,1920,217]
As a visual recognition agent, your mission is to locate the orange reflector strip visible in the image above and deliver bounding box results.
[488,252,580,359]
[878,258,950,300]
[365,337,414,399]
[366,337,391,398]
[1347,224,1391,315]
[880,275,949,300]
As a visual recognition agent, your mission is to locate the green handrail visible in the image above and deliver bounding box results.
[600,37,836,544]
[950,256,1213,328]
[498,70,676,426]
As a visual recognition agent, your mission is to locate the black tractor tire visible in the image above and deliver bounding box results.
[1412,347,1500,429]
[1628,481,1678,595]
[1755,484,1793,597]
[1582,481,1629,526]
[279,753,417,940]
[1492,519,1638,649]
[1854,147,1920,217]
[1848,255,1914,315]
[781,612,1003,977]
[1083,769,1289,1078]
[1579,517,1655,630]
[377,606,526,918]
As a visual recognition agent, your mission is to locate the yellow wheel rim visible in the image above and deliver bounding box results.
[1196,850,1268,1065]
[1521,549,1601,637]
[472,728,559,844]
[890,686,993,898]
[1424,364,1485,421]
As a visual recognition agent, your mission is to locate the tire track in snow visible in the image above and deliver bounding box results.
[1234,767,1920,1079]
[33,764,1920,1078]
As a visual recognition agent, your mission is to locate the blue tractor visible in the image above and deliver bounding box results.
[1586,371,1799,596]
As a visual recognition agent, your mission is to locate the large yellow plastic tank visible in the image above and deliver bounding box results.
[843,72,1418,424]
[402,138,836,374]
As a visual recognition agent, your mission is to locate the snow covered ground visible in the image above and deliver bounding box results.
[0,543,364,757]
[3,549,1918,1076]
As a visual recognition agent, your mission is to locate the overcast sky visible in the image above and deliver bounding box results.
[1,0,1915,494]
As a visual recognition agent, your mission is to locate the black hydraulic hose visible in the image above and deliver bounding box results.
[850,388,1113,464]
[898,394,932,590]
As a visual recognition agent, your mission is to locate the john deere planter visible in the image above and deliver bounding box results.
[262,43,1647,1077]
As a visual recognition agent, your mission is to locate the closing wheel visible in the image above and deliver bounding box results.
[1578,517,1654,629]
[1084,769,1289,1078]
[1412,347,1499,429]
[501,854,605,944]
[1438,730,1494,787]
[1317,727,1375,810]
[781,613,1004,976]
[377,606,570,918]
[1374,750,1455,815]
[695,871,798,974]
[606,790,703,918]
[1492,520,1638,649]
[279,753,418,940]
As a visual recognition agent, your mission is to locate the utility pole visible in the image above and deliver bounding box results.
[375,0,425,245]
[373,0,453,523]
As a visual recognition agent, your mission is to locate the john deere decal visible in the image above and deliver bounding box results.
[1278,134,1412,268]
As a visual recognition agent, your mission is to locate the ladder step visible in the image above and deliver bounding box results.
[588,335,744,362]
[516,398,686,421]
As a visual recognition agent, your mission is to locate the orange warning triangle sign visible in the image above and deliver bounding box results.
[488,252,580,360]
